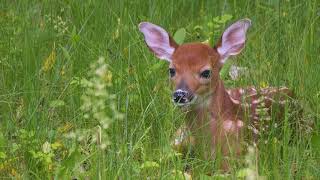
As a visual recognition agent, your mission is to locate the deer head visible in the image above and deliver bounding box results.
[139,19,251,107]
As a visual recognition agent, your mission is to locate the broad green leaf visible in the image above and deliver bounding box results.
[207,22,214,28]
[213,14,233,24]
[193,25,203,31]
[220,14,233,22]
[70,77,81,85]
[0,152,6,159]
[173,28,186,45]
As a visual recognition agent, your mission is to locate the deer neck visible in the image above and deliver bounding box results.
[211,79,240,121]
[184,79,240,132]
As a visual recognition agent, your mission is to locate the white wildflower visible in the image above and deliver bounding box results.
[229,65,248,80]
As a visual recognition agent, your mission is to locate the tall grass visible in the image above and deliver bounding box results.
[0,0,319,179]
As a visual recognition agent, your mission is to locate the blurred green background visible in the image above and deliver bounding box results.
[0,0,319,179]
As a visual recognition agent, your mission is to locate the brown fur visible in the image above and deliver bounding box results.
[170,43,293,171]
[138,21,293,172]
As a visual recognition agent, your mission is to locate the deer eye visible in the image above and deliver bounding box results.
[200,70,211,79]
[169,68,176,77]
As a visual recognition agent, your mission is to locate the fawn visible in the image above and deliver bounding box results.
[138,19,293,171]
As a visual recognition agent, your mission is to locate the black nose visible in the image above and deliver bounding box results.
[173,90,188,104]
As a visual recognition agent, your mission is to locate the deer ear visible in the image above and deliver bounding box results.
[216,19,251,64]
[139,22,177,62]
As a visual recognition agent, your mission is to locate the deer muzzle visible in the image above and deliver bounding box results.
[172,89,195,106]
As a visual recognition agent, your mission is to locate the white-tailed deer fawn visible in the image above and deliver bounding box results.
[138,19,293,171]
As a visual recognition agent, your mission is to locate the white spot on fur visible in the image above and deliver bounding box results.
[250,87,257,93]
[248,126,259,134]
[249,115,259,120]
[252,99,260,104]
[223,120,244,132]
[279,100,288,105]
[279,87,289,91]
[223,120,236,132]
[230,96,240,104]
[265,97,275,102]
[236,120,244,128]
[256,108,269,113]
[253,128,259,134]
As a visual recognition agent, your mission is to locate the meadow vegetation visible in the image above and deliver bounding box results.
[0,0,319,179]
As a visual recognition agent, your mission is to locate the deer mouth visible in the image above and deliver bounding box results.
[173,95,197,107]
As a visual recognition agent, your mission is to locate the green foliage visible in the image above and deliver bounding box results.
[173,28,186,45]
[173,14,236,80]
[189,14,234,46]
[219,60,233,79]
[0,0,319,179]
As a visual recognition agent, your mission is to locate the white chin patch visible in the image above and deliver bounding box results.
[174,95,198,107]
